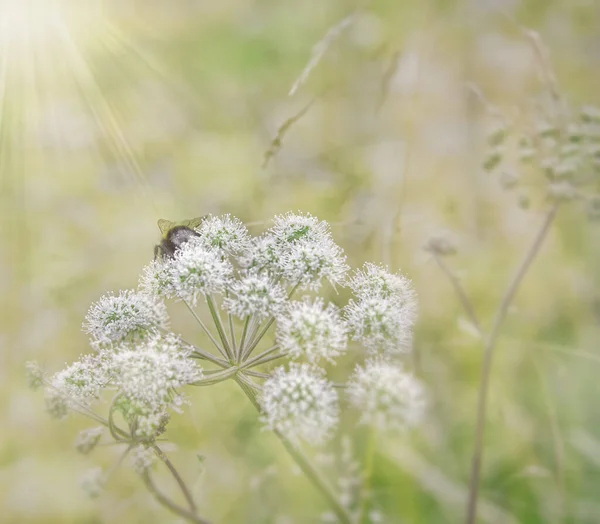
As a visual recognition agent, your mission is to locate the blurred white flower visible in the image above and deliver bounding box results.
[25,360,44,390]
[131,445,156,474]
[276,298,347,364]
[196,214,251,256]
[344,265,417,355]
[75,427,104,455]
[83,290,169,347]
[347,358,426,432]
[260,363,339,445]
[168,238,233,305]
[110,333,202,441]
[80,467,104,498]
[348,263,417,314]
[224,271,288,320]
[46,353,110,418]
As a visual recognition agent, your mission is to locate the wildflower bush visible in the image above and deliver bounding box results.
[29,212,425,524]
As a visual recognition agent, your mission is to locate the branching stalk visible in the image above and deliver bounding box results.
[206,295,233,360]
[183,300,228,360]
[233,374,353,524]
[465,203,560,524]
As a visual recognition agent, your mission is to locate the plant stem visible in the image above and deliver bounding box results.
[206,295,233,360]
[191,366,239,386]
[238,316,251,362]
[241,318,276,361]
[142,471,210,524]
[432,253,483,337]
[233,374,353,524]
[184,300,228,360]
[358,427,377,523]
[153,445,198,514]
[189,350,229,368]
[241,345,281,369]
[465,203,559,524]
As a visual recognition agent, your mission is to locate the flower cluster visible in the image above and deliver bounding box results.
[33,212,426,506]
[276,298,347,364]
[243,212,349,290]
[224,271,288,321]
[347,358,426,432]
[344,263,417,354]
[46,322,201,443]
[482,102,600,216]
[259,363,339,445]
[83,290,169,347]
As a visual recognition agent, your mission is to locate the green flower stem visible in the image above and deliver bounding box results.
[183,300,228,360]
[228,312,237,356]
[466,203,560,524]
[241,347,285,370]
[142,470,211,524]
[243,370,269,379]
[156,327,228,368]
[234,373,353,524]
[189,350,229,368]
[237,316,251,362]
[206,295,233,361]
[152,444,198,515]
[191,367,239,386]
[358,427,377,523]
[241,318,275,361]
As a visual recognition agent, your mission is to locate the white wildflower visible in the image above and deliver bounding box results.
[347,358,426,432]
[239,234,279,271]
[260,363,339,445]
[75,427,104,455]
[195,214,251,255]
[46,353,110,417]
[26,360,44,390]
[80,467,104,498]
[83,290,169,347]
[280,237,348,290]
[139,259,175,299]
[276,298,347,364]
[348,263,417,315]
[269,212,348,289]
[243,212,348,289]
[345,264,417,354]
[224,271,288,320]
[110,333,202,441]
[131,445,156,474]
[168,237,233,305]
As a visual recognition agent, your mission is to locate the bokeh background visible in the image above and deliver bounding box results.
[1,0,599,522]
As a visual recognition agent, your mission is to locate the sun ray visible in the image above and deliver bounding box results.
[51,13,156,204]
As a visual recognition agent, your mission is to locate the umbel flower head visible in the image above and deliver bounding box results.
[45,331,202,441]
[224,271,288,320]
[110,333,203,441]
[243,212,349,290]
[344,263,417,354]
[46,353,111,418]
[276,298,347,364]
[195,214,251,256]
[347,358,426,432]
[259,363,339,445]
[83,290,169,347]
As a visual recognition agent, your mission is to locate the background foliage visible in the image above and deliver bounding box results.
[1,0,599,522]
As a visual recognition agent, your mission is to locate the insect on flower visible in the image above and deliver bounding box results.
[154,216,207,260]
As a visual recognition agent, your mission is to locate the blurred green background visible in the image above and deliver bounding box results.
[1,0,599,522]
